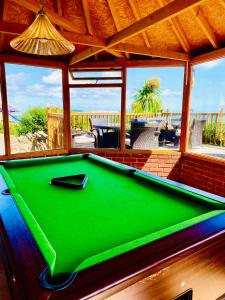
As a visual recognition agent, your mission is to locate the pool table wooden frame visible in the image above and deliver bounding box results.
[1,154,225,300]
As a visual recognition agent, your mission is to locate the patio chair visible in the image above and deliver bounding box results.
[88,118,102,148]
[101,131,120,148]
[130,124,160,149]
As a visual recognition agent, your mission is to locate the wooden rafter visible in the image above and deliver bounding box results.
[0,19,189,62]
[107,0,129,59]
[128,0,151,48]
[70,59,185,69]
[11,0,84,34]
[56,0,63,32]
[82,0,93,35]
[0,21,106,47]
[0,34,4,52]
[113,43,190,61]
[157,0,191,53]
[81,0,124,59]
[0,0,8,52]
[70,0,204,65]
[107,0,205,46]
[191,47,225,65]
[191,8,220,49]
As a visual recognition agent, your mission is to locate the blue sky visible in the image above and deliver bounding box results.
[4,58,225,113]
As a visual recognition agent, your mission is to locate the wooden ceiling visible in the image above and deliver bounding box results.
[0,0,225,66]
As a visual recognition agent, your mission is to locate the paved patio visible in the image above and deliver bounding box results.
[1,133,225,158]
[189,144,225,158]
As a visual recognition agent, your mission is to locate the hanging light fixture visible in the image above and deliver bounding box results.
[10,0,75,56]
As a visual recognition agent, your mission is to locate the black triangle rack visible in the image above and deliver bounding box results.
[50,174,88,189]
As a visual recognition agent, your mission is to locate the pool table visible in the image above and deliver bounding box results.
[1,154,225,300]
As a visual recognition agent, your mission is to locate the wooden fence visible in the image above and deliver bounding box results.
[47,108,64,149]
[47,109,225,148]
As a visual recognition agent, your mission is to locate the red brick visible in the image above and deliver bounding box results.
[112,158,124,163]
[149,167,163,172]
[106,153,119,157]
[132,163,145,169]
[163,167,173,172]
[136,158,148,163]
[145,163,159,168]
[124,158,137,163]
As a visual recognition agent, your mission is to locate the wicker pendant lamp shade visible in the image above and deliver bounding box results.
[10,7,75,56]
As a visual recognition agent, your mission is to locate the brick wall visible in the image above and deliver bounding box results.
[94,151,182,181]
[74,150,225,197]
[180,154,225,198]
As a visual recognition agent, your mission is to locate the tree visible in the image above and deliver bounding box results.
[132,78,163,113]
[16,108,47,136]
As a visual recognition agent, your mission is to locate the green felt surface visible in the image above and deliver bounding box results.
[1,155,224,277]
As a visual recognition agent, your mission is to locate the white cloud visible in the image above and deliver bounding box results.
[26,84,62,98]
[161,89,182,96]
[6,72,27,91]
[42,70,62,85]
[199,60,222,70]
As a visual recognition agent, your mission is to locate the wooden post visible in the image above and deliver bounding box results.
[219,108,223,147]
[47,107,52,148]
[180,61,193,153]
[62,67,71,152]
[0,62,11,156]
[120,65,127,150]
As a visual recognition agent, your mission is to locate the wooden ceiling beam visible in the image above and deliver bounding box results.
[0,21,106,47]
[69,46,104,65]
[56,0,63,32]
[0,33,5,52]
[71,59,185,69]
[113,43,190,61]
[107,0,205,46]
[69,43,190,65]
[82,0,124,59]
[191,8,220,49]
[0,0,8,52]
[82,0,93,35]
[157,0,191,53]
[191,47,225,65]
[0,0,7,52]
[11,0,82,33]
[128,0,151,48]
[0,54,66,68]
[106,49,125,58]
[70,0,204,65]
[107,0,129,58]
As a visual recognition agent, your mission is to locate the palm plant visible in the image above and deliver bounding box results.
[132,78,163,113]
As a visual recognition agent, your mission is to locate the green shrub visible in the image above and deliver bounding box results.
[0,121,3,134]
[203,121,225,146]
[0,121,19,136]
[16,108,47,136]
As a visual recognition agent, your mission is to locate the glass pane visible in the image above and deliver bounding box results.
[69,70,122,85]
[188,58,225,159]
[70,88,121,149]
[126,67,184,150]
[5,64,64,154]
[0,88,5,155]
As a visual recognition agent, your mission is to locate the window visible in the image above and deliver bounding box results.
[5,64,64,154]
[126,67,184,150]
[188,58,225,159]
[0,88,5,155]
[69,69,122,149]
[70,87,121,149]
